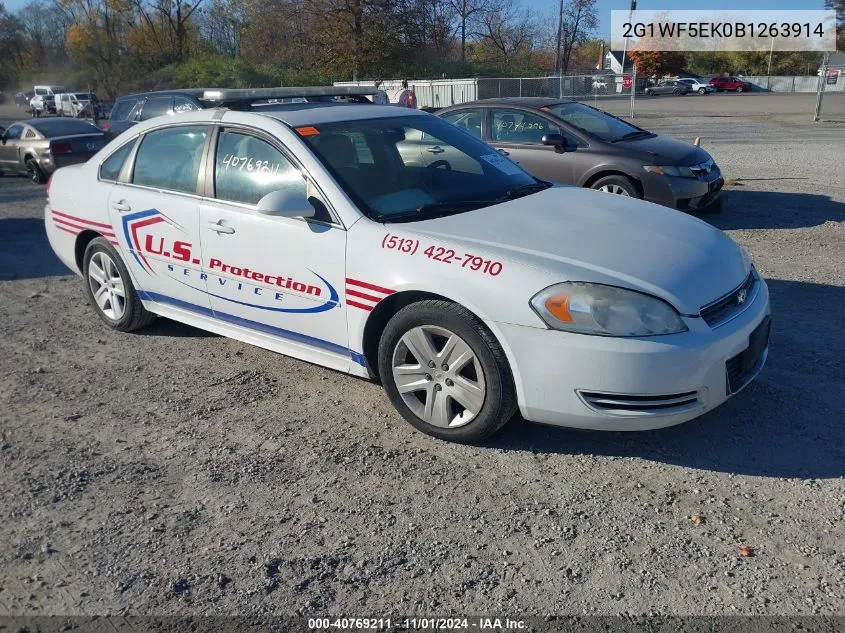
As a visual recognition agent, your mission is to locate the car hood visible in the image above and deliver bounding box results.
[615,134,711,165]
[401,188,748,315]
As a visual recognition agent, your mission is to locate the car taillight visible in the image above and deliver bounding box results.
[101,123,111,131]
[52,143,72,154]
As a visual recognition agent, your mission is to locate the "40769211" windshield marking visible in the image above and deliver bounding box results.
[381,233,503,276]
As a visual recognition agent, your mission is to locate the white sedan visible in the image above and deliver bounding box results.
[677,78,717,95]
[44,88,771,443]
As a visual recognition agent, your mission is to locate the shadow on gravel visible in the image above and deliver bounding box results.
[490,278,845,480]
[140,318,218,338]
[0,180,45,205]
[0,218,70,280]
[710,189,845,230]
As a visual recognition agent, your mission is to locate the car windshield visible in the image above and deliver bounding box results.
[545,102,648,142]
[30,119,101,138]
[74,93,91,100]
[110,99,137,120]
[300,115,543,222]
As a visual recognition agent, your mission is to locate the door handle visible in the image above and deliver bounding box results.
[426,146,445,154]
[207,220,235,235]
[496,148,510,156]
[111,200,131,212]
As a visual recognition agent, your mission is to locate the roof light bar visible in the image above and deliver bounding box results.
[200,86,378,105]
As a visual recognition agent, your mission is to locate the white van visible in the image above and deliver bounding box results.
[55,92,99,117]
[30,85,66,115]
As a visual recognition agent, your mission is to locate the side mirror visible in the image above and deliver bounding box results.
[542,133,569,152]
[256,189,315,219]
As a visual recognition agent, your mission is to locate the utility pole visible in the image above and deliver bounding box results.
[620,0,636,76]
[814,53,830,122]
[554,0,564,76]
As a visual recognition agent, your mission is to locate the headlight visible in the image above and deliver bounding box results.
[643,165,696,178]
[530,282,688,337]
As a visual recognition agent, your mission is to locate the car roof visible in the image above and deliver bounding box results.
[446,97,577,109]
[252,104,426,126]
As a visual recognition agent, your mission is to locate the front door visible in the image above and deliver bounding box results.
[198,128,349,369]
[488,108,578,184]
[0,124,24,170]
[106,124,211,313]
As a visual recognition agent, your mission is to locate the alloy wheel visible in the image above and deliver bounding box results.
[597,184,631,196]
[391,325,486,428]
[87,251,126,320]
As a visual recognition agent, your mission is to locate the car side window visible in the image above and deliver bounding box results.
[491,109,560,144]
[132,126,208,194]
[4,125,23,140]
[139,96,172,121]
[440,109,482,139]
[214,130,306,206]
[99,140,136,182]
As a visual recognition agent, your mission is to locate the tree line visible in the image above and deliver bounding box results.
[0,0,836,100]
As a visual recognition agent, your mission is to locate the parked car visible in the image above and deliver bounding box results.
[436,97,724,213]
[0,118,106,183]
[676,78,716,95]
[43,87,769,443]
[708,76,753,92]
[14,92,32,108]
[591,78,608,92]
[56,92,103,118]
[643,80,690,96]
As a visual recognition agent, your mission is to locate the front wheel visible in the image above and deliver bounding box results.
[736,86,744,93]
[591,174,640,198]
[378,300,517,443]
[83,238,156,332]
[698,87,706,95]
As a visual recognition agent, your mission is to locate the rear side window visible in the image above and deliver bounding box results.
[491,108,560,144]
[99,140,136,182]
[25,128,37,139]
[214,130,304,205]
[110,99,138,121]
[139,96,172,121]
[173,97,200,113]
[132,126,208,194]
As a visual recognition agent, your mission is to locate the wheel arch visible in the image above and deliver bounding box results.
[581,169,644,197]
[74,230,108,272]
[360,289,518,387]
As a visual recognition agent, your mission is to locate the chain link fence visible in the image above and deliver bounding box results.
[476,74,637,101]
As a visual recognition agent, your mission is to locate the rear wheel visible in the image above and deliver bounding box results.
[736,86,744,93]
[83,238,155,332]
[25,158,46,184]
[591,174,640,198]
[378,300,517,443]
[698,87,706,95]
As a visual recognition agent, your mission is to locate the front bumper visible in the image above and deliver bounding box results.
[642,169,724,212]
[496,277,770,431]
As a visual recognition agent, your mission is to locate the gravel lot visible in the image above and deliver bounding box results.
[1,97,844,618]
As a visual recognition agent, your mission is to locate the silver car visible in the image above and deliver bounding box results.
[0,118,106,183]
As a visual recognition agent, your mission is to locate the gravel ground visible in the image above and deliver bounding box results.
[1,99,844,618]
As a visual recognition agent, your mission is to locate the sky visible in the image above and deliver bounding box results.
[1,0,831,37]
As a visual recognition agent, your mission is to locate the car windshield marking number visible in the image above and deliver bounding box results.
[382,233,503,277]
[480,153,522,176]
[221,154,281,174]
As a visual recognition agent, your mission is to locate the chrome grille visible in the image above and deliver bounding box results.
[700,271,756,328]
[577,390,701,417]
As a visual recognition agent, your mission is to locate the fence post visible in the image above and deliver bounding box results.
[519,77,523,97]
[814,54,829,122]
[792,76,796,93]
[630,65,637,119]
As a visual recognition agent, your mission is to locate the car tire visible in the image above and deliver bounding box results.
[83,237,156,332]
[591,174,640,198]
[25,158,46,184]
[736,86,744,93]
[378,300,517,444]
[698,88,706,95]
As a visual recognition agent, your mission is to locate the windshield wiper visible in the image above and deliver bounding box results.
[382,200,496,223]
[611,130,653,143]
[505,181,552,199]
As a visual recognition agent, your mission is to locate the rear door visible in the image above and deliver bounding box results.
[105,124,212,313]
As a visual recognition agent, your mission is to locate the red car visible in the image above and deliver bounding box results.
[708,76,753,93]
